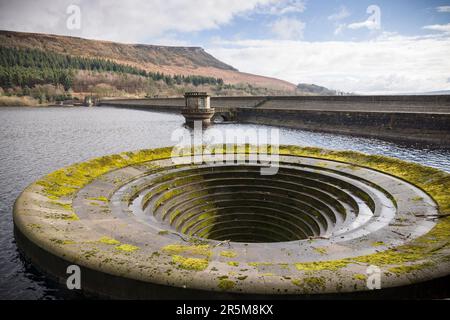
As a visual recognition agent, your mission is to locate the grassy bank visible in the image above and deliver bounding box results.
[0,95,40,106]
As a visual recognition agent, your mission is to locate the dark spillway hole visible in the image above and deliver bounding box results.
[144,164,371,243]
[172,199,320,243]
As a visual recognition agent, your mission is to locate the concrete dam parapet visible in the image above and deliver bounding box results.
[101,95,450,146]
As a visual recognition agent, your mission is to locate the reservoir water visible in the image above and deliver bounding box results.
[0,106,449,299]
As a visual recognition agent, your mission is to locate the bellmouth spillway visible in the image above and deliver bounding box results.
[13,145,450,298]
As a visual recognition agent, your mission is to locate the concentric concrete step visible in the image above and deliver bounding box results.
[124,162,388,244]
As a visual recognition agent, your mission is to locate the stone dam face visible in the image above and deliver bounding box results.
[101,95,450,146]
[13,146,450,298]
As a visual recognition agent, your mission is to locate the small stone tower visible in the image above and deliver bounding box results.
[181,92,215,127]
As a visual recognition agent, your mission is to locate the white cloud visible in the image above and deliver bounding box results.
[333,24,346,35]
[255,0,306,15]
[437,6,450,13]
[347,20,377,30]
[331,6,382,34]
[0,0,273,42]
[328,6,350,21]
[209,35,450,94]
[423,23,450,33]
[346,5,381,31]
[328,6,350,35]
[270,17,305,40]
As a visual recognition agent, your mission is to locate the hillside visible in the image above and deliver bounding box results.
[297,83,337,96]
[0,30,296,92]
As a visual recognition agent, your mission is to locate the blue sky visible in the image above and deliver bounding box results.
[0,0,449,93]
[181,0,450,45]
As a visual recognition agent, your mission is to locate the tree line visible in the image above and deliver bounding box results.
[0,46,224,90]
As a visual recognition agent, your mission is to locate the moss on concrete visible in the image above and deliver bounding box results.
[291,277,326,290]
[248,262,274,267]
[220,250,237,258]
[35,147,173,205]
[99,236,121,245]
[115,244,139,252]
[218,279,236,290]
[88,196,109,202]
[261,273,275,277]
[51,201,73,211]
[388,262,434,275]
[372,241,385,247]
[303,276,326,290]
[172,255,209,271]
[353,274,367,281]
[162,244,212,258]
[295,260,349,271]
[291,279,302,287]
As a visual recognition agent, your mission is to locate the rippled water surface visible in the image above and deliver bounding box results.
[0,106,449,299]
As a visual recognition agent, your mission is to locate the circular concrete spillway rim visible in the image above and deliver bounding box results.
[13,145,450,297]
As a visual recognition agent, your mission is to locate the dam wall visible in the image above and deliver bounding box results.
[102,96,266,110]
[101,95,450,146]
[256,95,450,113]
[237,108,450,146]
[102,97,185,112]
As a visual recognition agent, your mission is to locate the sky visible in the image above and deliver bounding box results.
[0,0,449,94]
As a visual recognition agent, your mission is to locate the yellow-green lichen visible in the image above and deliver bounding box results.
[220,250,237,258]
[388,262,434,275]
[372,241,385,247]
[295,260,349,271]
[248,262,273,267]
[35,147,172,201]
[115,244,139,252]
[291,279,302,287]
[353,274,367,281]
[303,277,326,289]
[51,201,73,211]
[351,248,426,266]
[228,261,239,267]
[87,196,109,202]
[261,273,275,277]
[218,279,236,290]
[99,236,121,245]
[162,244,212,257]
[172,255,209,271]
[291,277,326,290]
